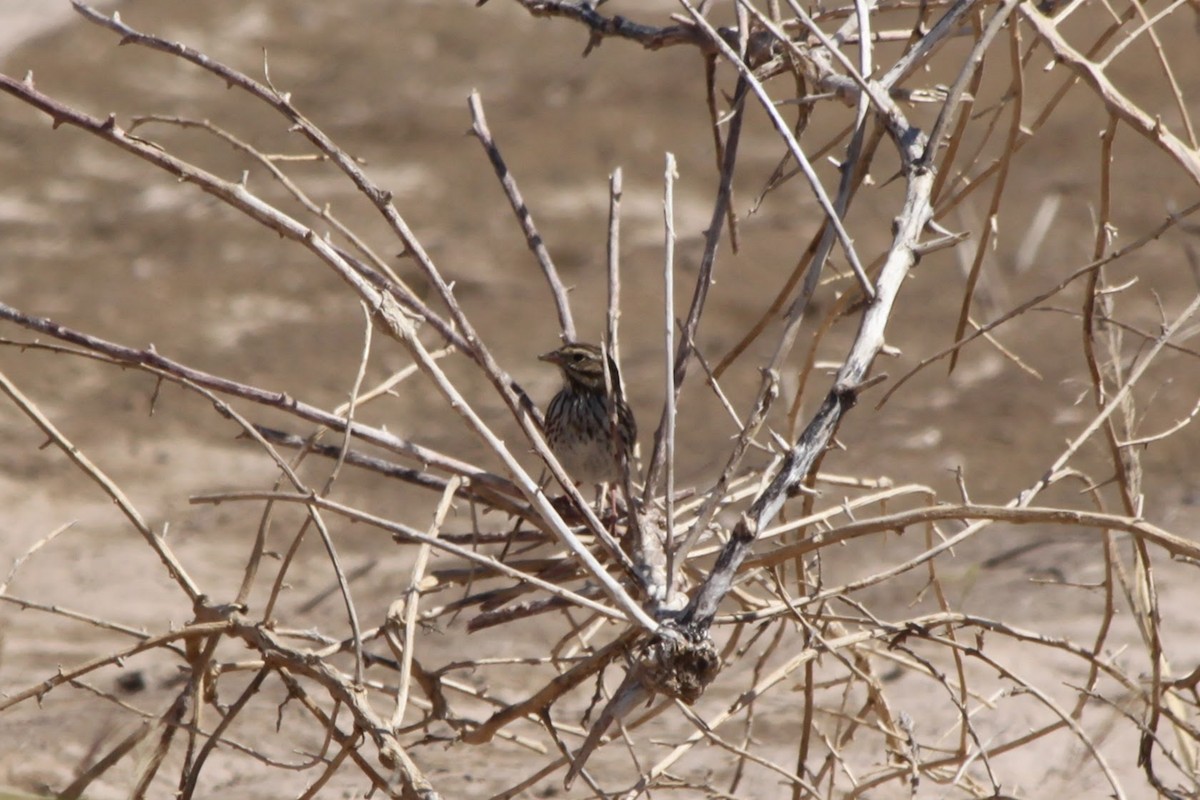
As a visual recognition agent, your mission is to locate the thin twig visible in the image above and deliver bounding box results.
[0,369,202,602]
[388,477,459,729]
[662,152,679,604]
[469,91,575,342]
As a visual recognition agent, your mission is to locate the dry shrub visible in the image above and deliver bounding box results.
[2,1,1200,798]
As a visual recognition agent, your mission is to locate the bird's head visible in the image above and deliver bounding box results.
[539,343,609,393]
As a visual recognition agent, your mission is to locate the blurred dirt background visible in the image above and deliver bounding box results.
[2,1,1200,797]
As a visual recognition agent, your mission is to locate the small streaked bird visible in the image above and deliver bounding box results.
[539,342,637,485]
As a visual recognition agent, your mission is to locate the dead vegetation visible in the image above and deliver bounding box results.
[2,1,1200,797]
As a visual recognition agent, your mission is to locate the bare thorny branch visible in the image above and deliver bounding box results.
[2,0,1200,797]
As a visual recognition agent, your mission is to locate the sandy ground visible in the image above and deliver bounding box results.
[2,1,1200,798]
[0,1,80,57]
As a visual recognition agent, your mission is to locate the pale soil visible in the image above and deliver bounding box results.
[2,1,1200,798]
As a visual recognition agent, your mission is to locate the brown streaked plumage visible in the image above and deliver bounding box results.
[539,343,637,484]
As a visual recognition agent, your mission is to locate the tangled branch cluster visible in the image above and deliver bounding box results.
[2,0,1200,797]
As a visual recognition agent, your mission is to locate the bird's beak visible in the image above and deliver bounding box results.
[538,350,562,365]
